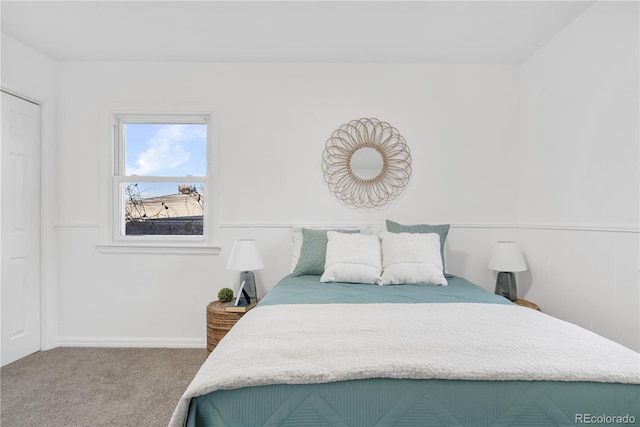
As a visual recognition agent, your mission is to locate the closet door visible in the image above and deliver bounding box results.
[1,91,41,366]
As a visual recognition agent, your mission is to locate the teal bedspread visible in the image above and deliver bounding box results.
[184,276,639,427]
[258,274,513,307]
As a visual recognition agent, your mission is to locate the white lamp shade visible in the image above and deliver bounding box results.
[227,239,264,271]
[488,241,527,272]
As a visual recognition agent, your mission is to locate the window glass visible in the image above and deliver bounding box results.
[122,182,204,236]
[124,123,207,177]
[114,116,210,239]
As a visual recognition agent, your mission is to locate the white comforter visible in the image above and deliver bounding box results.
[170,303,640,426]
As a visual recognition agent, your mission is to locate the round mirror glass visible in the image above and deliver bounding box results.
[349,147,384,180]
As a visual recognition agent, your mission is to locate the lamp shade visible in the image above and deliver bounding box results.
[488,241,527,272]
[227,239,264,271]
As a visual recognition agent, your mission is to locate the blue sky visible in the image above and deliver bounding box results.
[125,123,206,176]
[124,123,206,197]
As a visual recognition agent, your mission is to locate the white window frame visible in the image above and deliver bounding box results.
[99,112,219,255]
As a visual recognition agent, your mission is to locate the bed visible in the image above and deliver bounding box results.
[171,226,639,427]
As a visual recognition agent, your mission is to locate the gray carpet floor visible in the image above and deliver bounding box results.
[0,347,208,427]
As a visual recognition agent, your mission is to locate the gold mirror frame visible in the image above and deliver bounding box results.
[322,118,412,209]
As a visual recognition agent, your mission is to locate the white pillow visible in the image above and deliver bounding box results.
[320,231,382,284]
[290,228,304,273]
[379,231,448,286]
[368,224,386,236]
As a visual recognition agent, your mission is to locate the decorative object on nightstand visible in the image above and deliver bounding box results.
[226,239,264,307]
[217,287,234,303]
[514,299,540,311]
[224,300,258,313]
[488,241,527,302]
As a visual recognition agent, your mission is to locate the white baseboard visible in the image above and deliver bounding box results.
[54,336,206,349]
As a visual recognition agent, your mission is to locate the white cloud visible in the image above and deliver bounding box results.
[127,124,204,176]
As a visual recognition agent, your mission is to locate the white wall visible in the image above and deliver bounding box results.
[54,62,521,225]
[52,61,520,346]
[519,1,639,350]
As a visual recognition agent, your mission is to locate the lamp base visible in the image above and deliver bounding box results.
[495,271,517,301]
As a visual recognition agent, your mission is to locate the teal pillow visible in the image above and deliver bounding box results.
[385,220,451,277]
[292,228,359,276]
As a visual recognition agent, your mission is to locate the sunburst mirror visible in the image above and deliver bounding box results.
[321,118,412,209]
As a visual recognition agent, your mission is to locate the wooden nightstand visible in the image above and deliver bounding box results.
[206,300,245,353]
[514,299,540,311]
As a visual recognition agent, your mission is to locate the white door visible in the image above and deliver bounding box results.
[1,91,41,366]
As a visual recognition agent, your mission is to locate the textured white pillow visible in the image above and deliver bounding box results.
[320,231,382,284]
[379,231,448,286]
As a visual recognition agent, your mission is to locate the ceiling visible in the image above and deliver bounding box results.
[1,1,595,63]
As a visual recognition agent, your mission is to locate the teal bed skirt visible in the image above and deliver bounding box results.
[187,378,639,427]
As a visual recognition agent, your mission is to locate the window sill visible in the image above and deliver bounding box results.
[96,242,221,255]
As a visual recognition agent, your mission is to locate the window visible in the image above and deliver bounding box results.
[110,113,215,250]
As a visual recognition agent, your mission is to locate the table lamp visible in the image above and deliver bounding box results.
[226,239,264,306]
[488,241,527,301]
